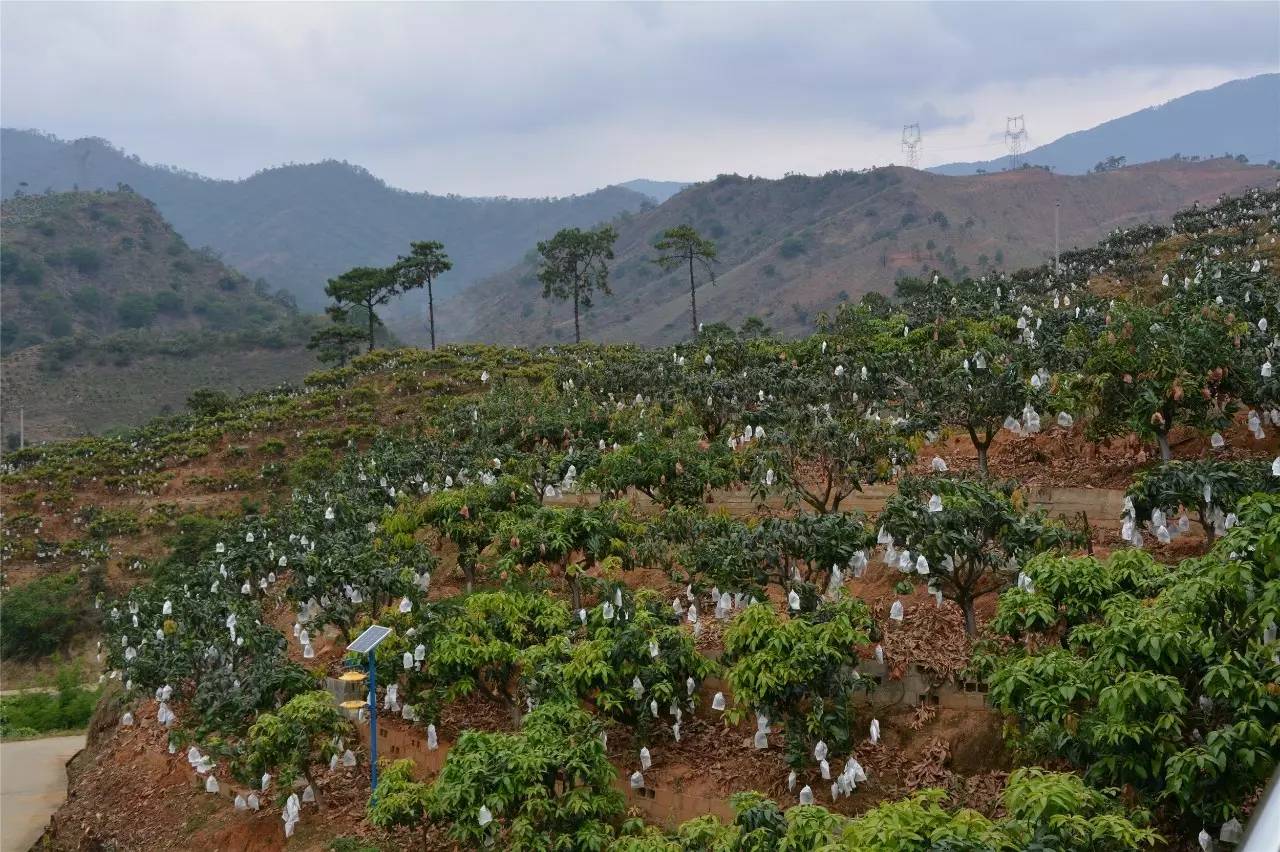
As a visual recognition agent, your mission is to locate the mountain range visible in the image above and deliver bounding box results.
[932,74,1279,176]
[0,129,652,317]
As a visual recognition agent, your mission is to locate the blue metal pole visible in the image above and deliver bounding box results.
[368,649,379,802]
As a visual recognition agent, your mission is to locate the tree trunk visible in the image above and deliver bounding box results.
[961,598,976,636]
[570,574,582,611]
[303,768,323,806]
[1156,430,1171,461]
[365,300,376,352]
[688,254,697,339]
[1197,506,1215,545]
[427,279,436,350]
[573,282,581,344]
[975,443,989,478]
[462,560,474,594]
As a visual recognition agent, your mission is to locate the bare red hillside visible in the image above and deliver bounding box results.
[447,158,1274,345]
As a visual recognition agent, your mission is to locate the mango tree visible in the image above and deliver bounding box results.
[879,475,1082,634]
[426,700,621,850]
[985,494,1280,833]
[241,690,349,805]
[750,413,910,513]
[422,590,570,726]
[722,598,873,768]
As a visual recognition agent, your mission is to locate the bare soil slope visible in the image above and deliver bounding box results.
[448,159,1274,345]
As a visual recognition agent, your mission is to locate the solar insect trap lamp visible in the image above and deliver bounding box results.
[345,624,393,801]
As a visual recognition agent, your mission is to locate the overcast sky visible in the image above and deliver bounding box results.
[2,1,1276,197]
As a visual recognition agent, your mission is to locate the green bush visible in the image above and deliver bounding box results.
[0,670,99,738]
[71,286,109,314]
[116,293,157,328]
[66,246,104,276]
[0,572,84,660]
[153,290,185,316]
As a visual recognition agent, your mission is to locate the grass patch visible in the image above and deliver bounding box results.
[0,668,100,739]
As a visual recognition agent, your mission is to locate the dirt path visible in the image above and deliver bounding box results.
[0,735,84,852]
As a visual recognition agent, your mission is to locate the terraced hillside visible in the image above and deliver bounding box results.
[1,188,1276,851]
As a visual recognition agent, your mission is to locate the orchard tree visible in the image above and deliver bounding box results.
[393,240,452,350]
[400,476,534,592]
[422,590,571,726]
[751,412,911,513]
[879,475,1082,634]
[908,339,1045,478]
[1126,458,1274,545]
[536,225,617,343]
[493,501,643,609]
[324,265,398,352]
[985,494,1280,832]
[1069,301,1246,460]
[652,224,718,338]
[426,701,621,850]
[367,759,433,847]
[241,690,349,805]
[544,589,713,740]
[587,430,739,508]
[722,598,873,768]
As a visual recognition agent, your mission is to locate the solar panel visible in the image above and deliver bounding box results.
[347,624,392,654]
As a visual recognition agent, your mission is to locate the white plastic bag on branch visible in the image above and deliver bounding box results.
[630,771,645,790]
[712,692,726,711]
[930,456,948,472]
[205,775,219,794]
[302,785,316,803]
[478,805,493,827]
[234,794,247,812]
[799,785,814,805]
[640,747,652,770]
[120,712,134,727]
[870,719,881,744]
[889,601,904,622]
[427,724,438,750]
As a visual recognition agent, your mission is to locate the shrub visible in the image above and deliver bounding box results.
[116,293,157,328]
[152,290,185,316]
[66,246,103,276]
[0,572,84,660]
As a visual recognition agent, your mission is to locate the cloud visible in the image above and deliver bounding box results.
[1,1,1275,196]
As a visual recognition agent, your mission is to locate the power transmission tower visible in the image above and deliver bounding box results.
[901,123,922,169]
[1004,115,1028,168]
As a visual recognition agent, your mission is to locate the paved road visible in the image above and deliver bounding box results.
[0,735,85,852]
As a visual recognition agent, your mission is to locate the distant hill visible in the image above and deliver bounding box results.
[0,130,651,319]
[933,74,1279,176]
[446,158,1275,346]
[617,179,690,203]
[0,190,321,440]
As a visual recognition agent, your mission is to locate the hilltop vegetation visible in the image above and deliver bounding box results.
[0,130,651,315]
[0,190,323,439]
[449,158,1274,345]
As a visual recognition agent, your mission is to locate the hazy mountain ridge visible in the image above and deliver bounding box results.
[932,74,1280,176]
[617,179,691,203]
[447,158,1275,346]
[0,130,651,315]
